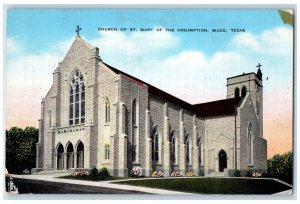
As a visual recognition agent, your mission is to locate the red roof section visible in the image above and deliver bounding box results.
[103,62,243,117]
[193,97,243,117]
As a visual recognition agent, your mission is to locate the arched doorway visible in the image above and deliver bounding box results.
[66,142,74,169]
[57,143,64,170]
[76,141,84,168]
[218,150,227,172]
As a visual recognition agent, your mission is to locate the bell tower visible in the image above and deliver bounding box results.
[226,63,263,137]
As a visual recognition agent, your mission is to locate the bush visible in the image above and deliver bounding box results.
[186,171,195,177]
[90,166,99,177]
[260,171,268,178]
[244,169,253,177]
[129,166,142,177]
[170,171,182,177]
[152,171,164,178]
[99,167,110,178]
[233,169,241,177]
[268,152,293,184]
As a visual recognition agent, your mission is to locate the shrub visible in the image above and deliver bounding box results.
[171,171,182,177]
[72,170,89,177]
[90,166,99,177]
[233,169,241,177]
[244,169,253,177]
[268,151,293,184]
[186,171,195,177]
[260,171,268,178]
[99,167,110,178]
[199,169,204,176]
[130,166,142,177]
[252,172,262,177]
[152,171,164,178]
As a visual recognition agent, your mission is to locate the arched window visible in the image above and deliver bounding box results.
[185,133,190,163]
[197,136,202,165]
[248,123,254,165]
[69,70,85,125]
[105,144,110,160]
[241,86,247,97]
[170,130,176,163]
[234,87,240,98]
[132,99,137,162]
[105,98,110,123]
[151,125,159,162]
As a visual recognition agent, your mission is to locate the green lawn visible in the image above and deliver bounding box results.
[115,177,291,194]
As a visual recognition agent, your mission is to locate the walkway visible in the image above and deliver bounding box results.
[9,174,195,195]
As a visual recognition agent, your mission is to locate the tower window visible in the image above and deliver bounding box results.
[234,87,240,98]
[241,87,247,97]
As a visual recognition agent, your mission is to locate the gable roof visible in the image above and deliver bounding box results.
[102,61,243,118]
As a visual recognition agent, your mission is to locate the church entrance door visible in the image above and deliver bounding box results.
[218,150,227,172]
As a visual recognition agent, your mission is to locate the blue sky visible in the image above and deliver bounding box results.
[5,8,293,157]
[7,9,283,55]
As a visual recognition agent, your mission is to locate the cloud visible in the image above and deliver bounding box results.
[231,26,293,57]
[6,36,22,55]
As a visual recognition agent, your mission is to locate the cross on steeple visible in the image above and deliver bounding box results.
[256,63,262,69]
[75,25,81,36]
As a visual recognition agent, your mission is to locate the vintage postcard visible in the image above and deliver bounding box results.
[4,6,294,197]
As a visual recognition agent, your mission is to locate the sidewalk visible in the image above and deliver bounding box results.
[10,174,195,195]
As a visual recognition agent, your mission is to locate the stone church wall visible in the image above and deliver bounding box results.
[204,116,235,174]
[239,94,267,171]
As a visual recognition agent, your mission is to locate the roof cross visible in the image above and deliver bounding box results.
[75,25,81,36]
[256,63,262,69]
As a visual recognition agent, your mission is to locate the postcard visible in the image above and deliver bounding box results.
[4,6,294,197]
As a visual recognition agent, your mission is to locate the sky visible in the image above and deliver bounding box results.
[5,8,293,158]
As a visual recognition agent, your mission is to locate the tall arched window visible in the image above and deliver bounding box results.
[185,133,190,163]
[151,125,159,162]
[241,86,247,97]
[248,123,254,165]
[234,87,240,98]
[105,98,110,123]
[69,70,85,125]
[170,130,176,163]
[132,99,137,162]
[197,136,202,165]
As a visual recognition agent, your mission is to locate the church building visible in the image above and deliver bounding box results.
[33,33,267,177]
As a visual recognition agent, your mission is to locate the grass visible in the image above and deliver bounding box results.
[115,177,292,194]
[58,175,126,181]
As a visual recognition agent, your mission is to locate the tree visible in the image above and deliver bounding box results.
[5,127,38,174]
[267,151,293,184]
